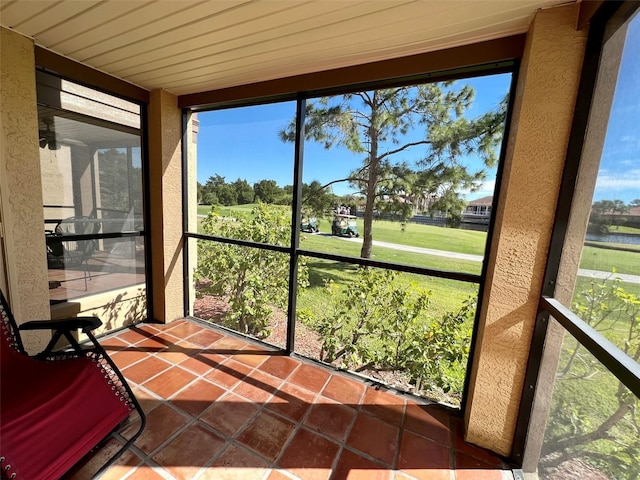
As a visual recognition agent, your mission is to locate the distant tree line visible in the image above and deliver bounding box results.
[198,175,284,206]
[197,174,361,215]
[589,199,640,234]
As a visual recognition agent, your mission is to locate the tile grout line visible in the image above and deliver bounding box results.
[136,340,266,477]
[116,331,242,472]
[103,322,505,480]
[237,357,330,468]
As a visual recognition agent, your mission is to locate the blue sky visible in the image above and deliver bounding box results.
[196,73,511,201]
[594,10,640,204]
[196,12,639,207]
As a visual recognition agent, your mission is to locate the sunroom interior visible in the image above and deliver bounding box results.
[0,1,638,479]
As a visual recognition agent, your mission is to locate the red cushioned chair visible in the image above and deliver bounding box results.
[0,289,145,479]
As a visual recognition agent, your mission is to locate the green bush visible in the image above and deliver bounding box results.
[540,276,640,479]
[195,203,308,337]
[313,267,474,398]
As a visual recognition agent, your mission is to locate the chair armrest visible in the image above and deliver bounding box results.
[19,317,103,357]
[19,317,102,332]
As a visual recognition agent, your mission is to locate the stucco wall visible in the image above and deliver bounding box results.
[1,28,148,343]
[465,4,588,456]
[0,27,50,352]
[521,14,629,472]
[148,89,184,322]
[50,286,147,337]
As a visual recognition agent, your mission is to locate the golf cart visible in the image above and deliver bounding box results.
[300,216,319,233]
[331,213,359,237]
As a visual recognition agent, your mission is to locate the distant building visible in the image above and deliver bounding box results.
[463,196,493,224]
[593,205,640,229]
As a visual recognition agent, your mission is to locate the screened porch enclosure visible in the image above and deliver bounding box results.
[0,2,638,479]
[185,70,514,409]
[37,73,147,325]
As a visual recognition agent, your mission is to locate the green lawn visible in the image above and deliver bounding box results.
[194,204,640,414]
[308,216,487,255]
[580,245,640,275]
[363,219,487,255]
[609,225,640,234]
[198,204,487,255]
[305,218,487,255]
[300,234,482,275]
[196,204,640,277]
[586,240,640,252]
[194,203,640,325]
[297,256,479,322]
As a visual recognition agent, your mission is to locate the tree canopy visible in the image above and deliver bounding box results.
[589,199,635,233]
[253,179,281,204]
[281,82,507,258]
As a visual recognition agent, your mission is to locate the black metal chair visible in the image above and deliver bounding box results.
[0,289,145,479]
[48,216,102,290]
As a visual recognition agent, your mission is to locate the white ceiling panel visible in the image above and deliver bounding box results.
[106,1,383,78]
[0,1,59,27]
[84,1,279,67]
[38,1,155,47]
[64,1,219,59]
[8,0,98,35]
[0,0,576,96]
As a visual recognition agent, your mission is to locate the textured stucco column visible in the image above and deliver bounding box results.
[464,4,587,456]
[521,15,628,473]
[0,27,50,352]
[148,89,184,323]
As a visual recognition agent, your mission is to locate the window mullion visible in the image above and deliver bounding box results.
[286,96,306,354]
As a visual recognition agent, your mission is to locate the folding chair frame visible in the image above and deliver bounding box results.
[0,291,146,479]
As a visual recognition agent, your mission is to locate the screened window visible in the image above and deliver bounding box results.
[187,70,513,406]
[38,72,147,315]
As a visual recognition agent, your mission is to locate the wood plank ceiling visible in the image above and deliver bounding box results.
[0,0,574,96]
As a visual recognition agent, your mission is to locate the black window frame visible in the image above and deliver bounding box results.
[182,62,520,412]
[511,0,640,469]
[35,69,152,318]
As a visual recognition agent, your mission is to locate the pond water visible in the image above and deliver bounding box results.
[585,232,640,245]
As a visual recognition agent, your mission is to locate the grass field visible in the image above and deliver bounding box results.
[309,215,488,255]
[608,225,640,234]
[194,204,640,415]
[197,204,487,254]
[300,234,483,275]
[196,204,640,276]
[581,245,640,274]
[194,203,640,360]
[296,256,479,322]
[193,204,640,342]
[586,241,640,252]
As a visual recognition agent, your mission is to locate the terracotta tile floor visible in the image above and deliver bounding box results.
[64,319,514,480]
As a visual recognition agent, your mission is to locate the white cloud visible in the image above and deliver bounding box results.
[595,169,640,190]
[460,179,496,200]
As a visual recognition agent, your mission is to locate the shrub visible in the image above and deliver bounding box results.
[540,276,640,480]
[313,267,474,398]
[195,203,308,337]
